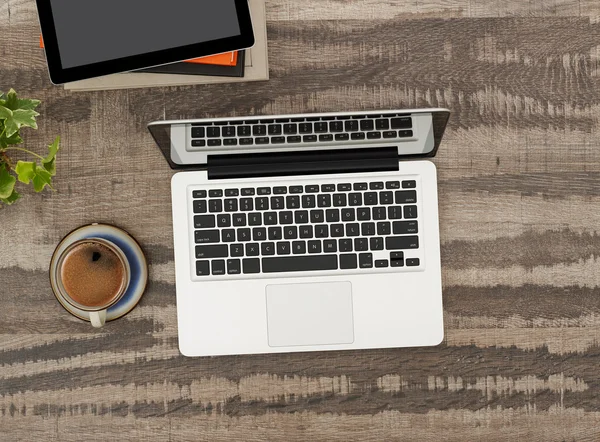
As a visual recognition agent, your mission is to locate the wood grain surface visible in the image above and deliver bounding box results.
[2,0,600,440]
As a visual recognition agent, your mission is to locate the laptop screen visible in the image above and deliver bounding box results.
[49,0,241,69]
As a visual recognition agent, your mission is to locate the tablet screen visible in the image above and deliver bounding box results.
[50,0,241,69]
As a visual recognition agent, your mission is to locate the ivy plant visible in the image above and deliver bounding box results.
[0,89,60,206]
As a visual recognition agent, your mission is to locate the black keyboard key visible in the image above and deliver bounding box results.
[195,229,220,244]
[256,197,269,211]
[222,229,236,242]
[242,188,255,196]
[317,194,331,207]
[224,199,238,212]
[192,139,206,147]
[326,209,340,222]
[207,127,221,138]
[351,133,366,140]
[271,196,285,210]
[388,206,403,220]
[393,221,419,234]
[302,195,316,208]
[240,138,254,145]
[256,137,270,145]
[357,208,370,221]
[375,259,389,268]
[283,124,297,135]
[360,120,374,131]
[331,224,344,237]
[272,136,286,144]
[230,244,244,257]
[341,208,355,221]
[329,121,344,132]
[208,199,222,212]
[406,258,420,266]
[333,193,347,207]
[208,139,222,147]
[386,181,400,189]
[222,126,236,137]
[383,131,397,139]
[339,239,353,252]
[391,252,404,261]
[298,123,313,134]
[337,183,352,191]
[353,182,368,190]
[268,124,283,135]
[286,195,301,209]
[288,136,302,143]
[376,119,390,130]
[340,254,358,269]
[399,130,413,138]
[372,207,386,220]
[209,189,223,198]
[261,242,275,256]
[345,120,359,131]
[217,214,231,227]
[284,226,298,239]
[253,227,267,241]
[367,132,381,140]
[335,133,350,141]
[289,185,303,194]
[268,226,283,240]
[214,121,229,126]
[321,184,335,192]
[391,117,412,129]
[404,205,418,219]
[263,255,337,273]
[305,185,319,193]
[253,125,267,136]
[193,200,207,213]
[395,190,417,204]
[191,127,205,138]
[240,198,254,211]
[370,237,384,250]
[349,193,362,206]
[355,238,368,251]
[377,222,391,235]
[225,189,239,197]
[359,253,373,269]
[315,225,329,238]
[308,240,322,254]
[233,213,247,226]
[346,223,360,237]
[318,134,334,142]
[292,241,306,254]
[196,244,228,259]
[250,212,264,226]
[310,210,324,223]
[299,225,314,238]
[279,211,293,224]
[260,119,275,124]
[243,258,260,274]
[193,190,207,198]
[294,210,309,224]
[196,260,210,276]
[380,191,394,205]
[402,180,417,189]
[324,240,337,253]
[314,122,328,132]
[386,236,419,250]
[303,135,318,142]
[194,215,216,229]
[211,260,226,276]
[370,182,384,190]
[245,243,260,256]
[361,222,376,236]
[237,228,251,242]
[227,259,241,274]
[274,186,287,195]
[238,126,251,136]
[364,192,378,205]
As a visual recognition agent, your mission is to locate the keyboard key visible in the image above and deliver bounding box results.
[212,260,226,276]
[349,193,362,206]
[196,245,228,259]
[299,123,313,134]
[370,237,384,250]
[303,135,318,142]
[194,215,215,229]
[268,226,283,240]
[208,139,222,147]
[315,225,329,238]
[191,127,205,138]
[195,230,220,244]
[383,131,397,139]
[351,133,366,140]
[279,211,293,224]
[238,126,251,136]
[272,136,286,144]
[331,224,344,237]
[355,238,368,251]
[209,189,223,197]
[404,205,418,219]
[402,180,417,189]
[221,229,236,242]
[233,213,247,226]
[230,244,244,257]
[243,258,260,274]
[207,127,220,138]
[391,117,412,129]
[240,198,254,211]
[287,136,302,143]
[395,190,417,204]
[357,208,370,221]
[224,199,238,212]
[380,191,394,205]
[375,259,389,268]
[370,182,384,190]
[305,185,319,193]
[291,118,306,122]
[360,120,374,131]
[406,258,420,267]
[286,196,301,209]
[299,225,314,238]
[253,227,267,241]
[367,132,382,139]
[364,192,378,205]
[227,259,241,274]
[209,200,222,212]
[193,200,207,213]
[256,197,269,210]
[271,196,285,210]
[310,210,324,223]
[192,139,206,147]
[222,126,236,137]
[359,253,373,268]
[242,188,255,196]
[326,209,340,222]
[239,138,254,145]
[386,181,400,189]
[302,195,316,208]
[277,241,291,255]
[345,120,359,131]
[193,190,207,198]
[289,185,303,194]
[284,226,298,239]
[319,134,334,142]
[388,206,403,220]
[263,255,337,273]
[260,119,275,124]
[246,243,260,256]
[308,240,322,254]
[341,208,355,221]
[376,119,390,130]
[317,194,332,207]
[339,239,353,252]
[324,240,337,253]
[386,236,419,250]
[256,137,270,145]
[377,222,391,235]
[399,130,413,138]
[353,182,368,190]
[292,241,306,254]
[261,242,275,256]
[237,228,251,242]
[217,214,231,227]
[333,194,347,206]
[225,189,239,197]
[346,223,360,236]
[372,207,386,220]
[250,212,264,225]
[314,122,328,132]
[393,221,418,234]
[340,254,358,269]
[274,186,287,194]
[294,210,309,224]
[320,184,335,192]
[337,183,352,191]
[283,124,297,135]
[329,121,344,132]
[268,124,283,135]
[335,134,350,141]
[361,222,376,236]
[196,260,210,276]
[253,125,267,136]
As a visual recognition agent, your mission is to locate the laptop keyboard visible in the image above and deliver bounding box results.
[188,112,414,149]
[190,177,423,279]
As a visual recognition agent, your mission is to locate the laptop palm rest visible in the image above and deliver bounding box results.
[266,282,355,347]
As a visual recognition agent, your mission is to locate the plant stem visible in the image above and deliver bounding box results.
[3,147,45,160]
[0,126,6,140]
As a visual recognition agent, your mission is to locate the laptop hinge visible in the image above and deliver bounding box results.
[206,147,399,179]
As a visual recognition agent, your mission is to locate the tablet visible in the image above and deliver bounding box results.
[36,0,255,84]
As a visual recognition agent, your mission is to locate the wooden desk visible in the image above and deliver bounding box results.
[2,1,600,440]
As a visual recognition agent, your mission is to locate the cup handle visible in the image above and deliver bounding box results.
[89,310,107,328]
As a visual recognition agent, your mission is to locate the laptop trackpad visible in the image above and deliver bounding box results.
[266,282,355,347]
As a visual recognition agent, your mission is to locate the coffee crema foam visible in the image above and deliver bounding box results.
[60,242,125,308]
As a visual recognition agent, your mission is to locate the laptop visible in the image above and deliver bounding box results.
[149,108,450,357]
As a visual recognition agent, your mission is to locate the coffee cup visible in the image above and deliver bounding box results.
[51,238,131,327]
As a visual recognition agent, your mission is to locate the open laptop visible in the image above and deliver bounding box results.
[149,108,450,357]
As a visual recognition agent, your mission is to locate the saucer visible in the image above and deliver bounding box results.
[49,224,148,323]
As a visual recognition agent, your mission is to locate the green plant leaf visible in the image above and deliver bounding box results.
[3,89,41,111]
[32,165,52,192]
[42,136,60,176]
[0,164,16,199]
[4,131,23,145]
[0,188,21,205]
[0,106,12,120]
[15,160,36,184]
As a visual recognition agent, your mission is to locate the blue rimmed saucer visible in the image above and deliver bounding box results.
[49,223,148,323]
